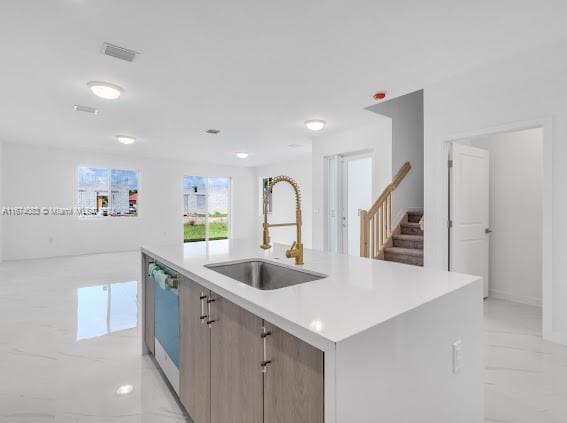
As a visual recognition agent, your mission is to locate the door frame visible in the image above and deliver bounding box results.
[441,117,552,340]
[340,152,373,255]
[324,149,373,254]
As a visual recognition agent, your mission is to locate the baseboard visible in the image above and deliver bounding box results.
[489,289,542,307]
[544,331,567,346]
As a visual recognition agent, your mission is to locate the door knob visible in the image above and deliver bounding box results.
[485,228,493,234]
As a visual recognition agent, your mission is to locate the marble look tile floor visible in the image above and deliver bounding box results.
[484,298,567,423]
[1,252,567,422]
[0,252,189,423]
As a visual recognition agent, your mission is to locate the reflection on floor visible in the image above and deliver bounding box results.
[2,252,567,422]
[0,252,189,422]
[77,281,137,340]
[484,298,567,423]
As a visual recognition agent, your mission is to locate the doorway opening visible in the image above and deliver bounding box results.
[183,176,231,242]
[448,126,544,306]
[326,151,373,256]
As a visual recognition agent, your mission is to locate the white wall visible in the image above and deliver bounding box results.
[424,40,567,343]
[1,143,257,260]
[255,157,313,248]
[465,128,543,305]
[367,90,424,222]
[0,141,3,262]
[311,118,392,250]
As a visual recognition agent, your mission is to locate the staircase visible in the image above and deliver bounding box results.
[360,162,424,267]
[384,211,424,266]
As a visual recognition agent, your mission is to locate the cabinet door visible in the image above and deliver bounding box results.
[264,322,324,423]
[143,254,155,354]
[210,294,263,423]
[179,278,211,423]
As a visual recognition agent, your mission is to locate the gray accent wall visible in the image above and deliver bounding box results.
[367,90,424,223]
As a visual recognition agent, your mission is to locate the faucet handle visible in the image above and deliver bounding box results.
[286,242,297,259]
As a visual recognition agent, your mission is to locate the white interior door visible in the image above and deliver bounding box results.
[342,156,373,256]
[450,143,490,297]
[326,156,339,253]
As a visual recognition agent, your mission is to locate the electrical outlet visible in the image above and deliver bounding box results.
[452,340,463,374]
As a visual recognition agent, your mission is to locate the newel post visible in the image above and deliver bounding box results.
[360,210,369,258]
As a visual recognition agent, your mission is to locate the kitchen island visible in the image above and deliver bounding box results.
[141,239,483,423]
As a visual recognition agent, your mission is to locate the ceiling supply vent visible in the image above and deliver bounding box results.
[206,129,221,134]
[101,42,139,62]
[74,105,99,114]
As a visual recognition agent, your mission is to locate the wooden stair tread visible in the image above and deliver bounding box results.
[384,247,423,257]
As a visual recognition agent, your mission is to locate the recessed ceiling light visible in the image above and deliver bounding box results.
[87,81,124,100]
[115,384,134,396]
[235,152,249,159]
[116,135,136,145]
[305,119,326,131]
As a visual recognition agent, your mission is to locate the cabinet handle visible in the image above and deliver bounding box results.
[199,293,208,323]
[261,326,271,373]
[207,295,215,327]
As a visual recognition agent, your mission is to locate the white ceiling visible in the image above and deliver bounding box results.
[1,0,566,167]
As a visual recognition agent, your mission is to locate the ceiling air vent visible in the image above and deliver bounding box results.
[101,42,139,62]
[74,105,99,114]
[206,129,221,134]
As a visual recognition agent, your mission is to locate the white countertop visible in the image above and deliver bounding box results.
[142,239,481,349]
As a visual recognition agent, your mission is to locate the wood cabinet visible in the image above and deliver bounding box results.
[210,294,263,423]
[264,322,325,423]
[173,276,324,423]
[179,278,211,423]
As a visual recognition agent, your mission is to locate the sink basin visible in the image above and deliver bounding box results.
[205,259,327,290]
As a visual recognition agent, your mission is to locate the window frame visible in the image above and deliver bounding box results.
[77,166,140,219]
[258,176,274,216]
[183,175,232,242]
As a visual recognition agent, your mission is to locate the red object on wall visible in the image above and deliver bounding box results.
[373,91,387,101]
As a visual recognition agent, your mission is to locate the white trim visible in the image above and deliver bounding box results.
[440,117,554,343]
[340,153,373,255]
[545,331,567,346]
[323,151,374,254]
[489,289,542,307]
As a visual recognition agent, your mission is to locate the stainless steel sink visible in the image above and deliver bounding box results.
[205,259,327,290]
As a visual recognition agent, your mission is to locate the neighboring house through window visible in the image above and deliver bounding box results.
[259,176,273,215]
[78,167,139,217]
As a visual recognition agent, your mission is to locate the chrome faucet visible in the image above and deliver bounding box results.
[260,175,304,265]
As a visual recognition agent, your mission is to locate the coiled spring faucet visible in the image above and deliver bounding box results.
[260,175,304,265]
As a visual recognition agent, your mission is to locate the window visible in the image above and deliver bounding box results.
[258,177,273,215]
[184,176,230,242]
[78,167,139,217]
